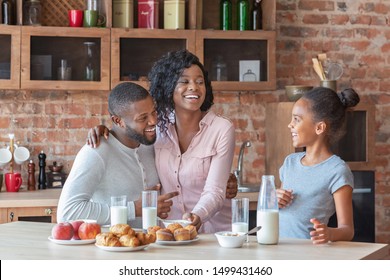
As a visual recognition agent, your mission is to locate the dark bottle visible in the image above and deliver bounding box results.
[28,160,36,191]
[251,0,263,30]
[220,0,232,30]
[237,0,249,31]
[38,151,47,189]
[1,0,16,25]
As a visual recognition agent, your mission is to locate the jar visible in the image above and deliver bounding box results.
[113,0,134,28]
[23,0,42,26]
[242,69,256,81]
[138,0,159,29]
[211,55,227,81]
[164,0,185,30]
[84,42,98,81]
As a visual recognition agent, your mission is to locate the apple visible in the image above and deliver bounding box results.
[78,222,101,240]
[70,220,85,240]
[51,222,74,240]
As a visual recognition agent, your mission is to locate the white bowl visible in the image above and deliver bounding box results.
[161,219,191,228]
[215,231,246,248]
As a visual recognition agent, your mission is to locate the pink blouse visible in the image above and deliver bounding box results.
[154,111,235,233]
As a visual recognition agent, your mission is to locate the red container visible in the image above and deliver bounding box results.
[138,0,159,29]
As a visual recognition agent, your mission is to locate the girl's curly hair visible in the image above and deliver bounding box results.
[148,49,214,134]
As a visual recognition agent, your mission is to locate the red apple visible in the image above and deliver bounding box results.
[70,220,85,240]
[51,222,74,240]
[78,222,101,240]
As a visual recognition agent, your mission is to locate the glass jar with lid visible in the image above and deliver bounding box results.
[23,0,42,26]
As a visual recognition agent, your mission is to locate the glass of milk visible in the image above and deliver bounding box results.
[110,195,127,226]
[232,197,249,241]
[142,190,158,231]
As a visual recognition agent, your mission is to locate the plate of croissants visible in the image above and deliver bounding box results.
[95,224,156,252]
[148,223,199,245]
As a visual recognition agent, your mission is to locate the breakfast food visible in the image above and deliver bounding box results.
[174,228,190,241]
[147,225,161,235]
[96,232,122,247]
[110,224,135,237]
[184,225,197,240]
[96,224,156,247]
[167,223,183,233]
[156,228,174,241]
[119,235,141,247]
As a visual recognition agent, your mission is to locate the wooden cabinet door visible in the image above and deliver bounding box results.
[7,207,57,223]
[0,25,21,89]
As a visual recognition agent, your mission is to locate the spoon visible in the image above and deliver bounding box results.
[245,226,262,235]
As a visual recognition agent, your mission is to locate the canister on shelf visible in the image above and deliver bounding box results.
[1,0,16,25]
[113,0,134,28]
[138,0,159,29]
[164,0,185,30]
[23,0,42,26]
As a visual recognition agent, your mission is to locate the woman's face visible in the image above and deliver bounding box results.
[288,98,319,148]
[173,64,206,112]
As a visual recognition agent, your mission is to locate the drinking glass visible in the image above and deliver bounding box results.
[232,197,249,240]
[142,190,157,230]
[110,195,127,226]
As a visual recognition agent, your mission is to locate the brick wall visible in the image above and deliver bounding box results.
[0,0,389,243]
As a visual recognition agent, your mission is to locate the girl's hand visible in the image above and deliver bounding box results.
[309,218,330,244]
[182,212,202,231]
[276,189,294,208]
[87,125,109,148]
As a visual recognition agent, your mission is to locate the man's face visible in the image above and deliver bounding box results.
[120,95,157,145]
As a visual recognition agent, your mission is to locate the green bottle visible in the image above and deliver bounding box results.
[237,0,249,31]
[220,0,232,30]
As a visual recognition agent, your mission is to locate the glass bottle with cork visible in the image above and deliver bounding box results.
[251,0,263,30]
[237,0,249,31]
[219,0,232,30]
[1,0,16,25]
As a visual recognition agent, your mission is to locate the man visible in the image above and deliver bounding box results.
[57,82,178,227]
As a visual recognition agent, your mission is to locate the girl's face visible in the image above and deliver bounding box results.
[173,64,206,112]
[288,98,320,148]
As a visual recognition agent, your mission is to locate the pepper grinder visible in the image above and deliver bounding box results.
[27,160,36,191]
[38,151,46,189]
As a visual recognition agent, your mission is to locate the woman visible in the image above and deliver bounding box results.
[89,50,236,233]
[277,87,358,244]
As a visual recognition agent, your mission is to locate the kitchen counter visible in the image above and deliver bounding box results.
[0,189,62,208]
[0,222,388,260]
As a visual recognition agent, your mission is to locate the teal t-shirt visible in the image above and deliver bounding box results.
[279,152,354,239]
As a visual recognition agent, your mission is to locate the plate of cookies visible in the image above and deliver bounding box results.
[149,223,199,245]
[95,224,156,252]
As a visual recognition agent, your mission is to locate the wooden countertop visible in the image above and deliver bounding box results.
[0,222,388,260]
[0,189,62,208]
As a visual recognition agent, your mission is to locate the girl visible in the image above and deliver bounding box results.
[277,87,359,244]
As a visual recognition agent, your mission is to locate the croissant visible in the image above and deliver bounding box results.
[110,224,134,237]
[96,232,121,247]
[119,235,141,247]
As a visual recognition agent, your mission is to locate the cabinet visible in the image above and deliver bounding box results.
[0,0,276,91]
[111,29,196,89]
[0,206,57,223]
[265,102,375,186]
[20,26,111,90]
[0,25,21,89]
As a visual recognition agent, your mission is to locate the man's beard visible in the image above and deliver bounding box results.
[125,124,156,146]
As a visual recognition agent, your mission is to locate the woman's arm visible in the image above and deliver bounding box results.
[191,124,235,222]
[87,125,110,148]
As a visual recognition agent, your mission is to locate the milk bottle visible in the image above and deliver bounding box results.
[257,175,279,244]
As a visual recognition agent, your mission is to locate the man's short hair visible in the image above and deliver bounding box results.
[108,82,150,116]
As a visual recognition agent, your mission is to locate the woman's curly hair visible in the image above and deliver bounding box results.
[148,49,214,134]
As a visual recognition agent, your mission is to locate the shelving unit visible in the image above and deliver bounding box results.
[0,0,276,91]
